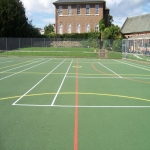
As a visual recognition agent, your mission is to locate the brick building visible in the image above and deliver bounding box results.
[53,0,109,34]
[121,13,150,38]
[121,14,150,53]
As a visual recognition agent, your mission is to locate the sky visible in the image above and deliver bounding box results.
[20,0,150,29]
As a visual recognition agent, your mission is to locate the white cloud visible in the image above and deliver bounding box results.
[20,0,56,28]
[21,0,55,14]
[106,0,150,27]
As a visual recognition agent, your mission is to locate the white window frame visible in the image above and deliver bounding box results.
[76,24,80,33]
[68,23,71,34]
[77,5,81,14]
[86,5,90,14]
[141,39,144,47]
[68,6,71,15]
[95,5,99,14]
[86,23,90,33]
[59,6,63,16]
[59,23,63,34]
[95,24,99,32]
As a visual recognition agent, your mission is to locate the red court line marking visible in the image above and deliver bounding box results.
[74,58,78,150]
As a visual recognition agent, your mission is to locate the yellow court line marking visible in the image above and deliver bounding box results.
[1,72,115,76]
[121,74,150,76]
[72,66,82,68]
[2,71,150,77]
[0,59,36,70]
[0,92,150,102]
[1,72,69,75]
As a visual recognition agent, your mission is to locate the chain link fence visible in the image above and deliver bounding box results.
[0,38,123,58]
[122,38,150,61]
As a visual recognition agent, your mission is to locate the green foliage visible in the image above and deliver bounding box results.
[27,21,41,37]
[98,15,122,52]
[46,32,100,39]
[102,39,112,50]
[87,31,100,39]
[99,18,105,32]
[44,24,54,35]
[112,39,122,52]
[0,0,40,37]
[81,38,99,48]
[101,39,122,52]
[108,14,114,27]
[102,25,122,39]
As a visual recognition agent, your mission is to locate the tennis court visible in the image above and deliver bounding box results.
[0,57,150,150]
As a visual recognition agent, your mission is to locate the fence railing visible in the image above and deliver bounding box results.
[0,38,123,58]
[0,38,101,50]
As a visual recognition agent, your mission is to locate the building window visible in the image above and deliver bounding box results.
[95,24,99,32]
[141,40,144,47]
[86,24,90,32]
[95,5,99,14]
[59,6,63,15]
[77,24,80,33]
[68,6,71,15]
[86,5,90,14]
[68,23,71,34]
[59,23,63,34]
[77,5,81,14]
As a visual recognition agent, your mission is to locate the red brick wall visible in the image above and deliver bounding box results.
[55,3,106,34]
[124,32,150,38]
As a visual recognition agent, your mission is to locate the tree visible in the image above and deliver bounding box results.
[44,24,54,36]
[112,39,122,52]
[102,25,122,39]
[0,0,40,37]
[99,18,105,33]
[108,14,114,27]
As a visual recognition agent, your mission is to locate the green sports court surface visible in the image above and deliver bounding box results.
[0,57,150,150]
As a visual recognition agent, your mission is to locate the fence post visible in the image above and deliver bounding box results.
[31,38,32,48]
[19,38,20,50]
[6,38,7,52]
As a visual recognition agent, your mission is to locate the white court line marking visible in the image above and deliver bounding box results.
[0,59,51,81]
[0,59,44,73]
[53,105,150,108]
[13,104,150,108]
[122,60,150,69]
[12,59,66,105]
[51,60,73,106]
[98,62,122,78]
[115,60,150,71]
[125,77,150,80]
[0,61,13,64]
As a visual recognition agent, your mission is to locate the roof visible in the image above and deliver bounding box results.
[53,0,106,5]
[121,13,150,34]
